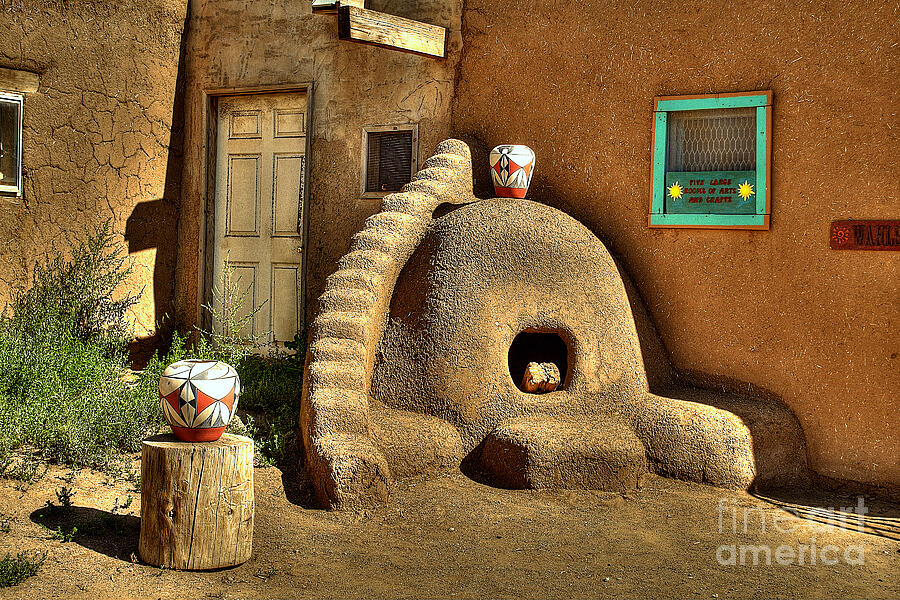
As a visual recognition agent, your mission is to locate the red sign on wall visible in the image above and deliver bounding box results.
[830,220,900,251]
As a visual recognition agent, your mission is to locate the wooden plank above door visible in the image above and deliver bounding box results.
[337,5,448,59]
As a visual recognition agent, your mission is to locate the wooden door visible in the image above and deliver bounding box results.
[213,92,308,346]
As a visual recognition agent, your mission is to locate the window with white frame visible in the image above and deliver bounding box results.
[0,91,23,197]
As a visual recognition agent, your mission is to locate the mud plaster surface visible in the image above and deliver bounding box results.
[0,0,893,494]
[0,0,186,336]
[368,197,808,493]
[451,0,900,489]
[176,0,463,330]
[373,199,649,451]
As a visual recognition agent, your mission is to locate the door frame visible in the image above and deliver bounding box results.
[200,83,314,338]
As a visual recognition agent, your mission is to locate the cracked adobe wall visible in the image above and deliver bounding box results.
[452,0,898,492]
[175,0,463,331]
[0,0,188,338]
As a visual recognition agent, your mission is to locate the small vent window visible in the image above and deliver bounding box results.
[0,92,24,197]
[362,125,418,196]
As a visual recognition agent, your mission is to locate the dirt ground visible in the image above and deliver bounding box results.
[0,459,897,600]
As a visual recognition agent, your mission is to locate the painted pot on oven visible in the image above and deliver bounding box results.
[489,144,535,198]
[159,359,240,442]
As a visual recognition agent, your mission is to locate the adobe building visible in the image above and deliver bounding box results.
[0,1,896,497]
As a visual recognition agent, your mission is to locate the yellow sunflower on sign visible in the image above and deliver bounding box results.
[738,180,755,201]
[667,181,684,200]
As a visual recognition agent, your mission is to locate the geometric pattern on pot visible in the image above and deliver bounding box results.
[159,359,240,442]
[489,144,535,198]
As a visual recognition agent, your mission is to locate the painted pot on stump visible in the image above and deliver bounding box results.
[490,144,535,198]
[159,359,240,442]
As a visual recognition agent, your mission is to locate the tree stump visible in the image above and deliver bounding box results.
[139,433,254,570]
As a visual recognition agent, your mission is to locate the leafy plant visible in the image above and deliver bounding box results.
[0,450,48,484]
[236,345,304,467]
[55,486,76,508]
[111,495,133,514]
[7,220,139,356]
[199,258,268,365]
[0,551,45,588]
[42,524,77,543]
[0,221,306,473]
[0,222,162,471]
[125,468,141,493]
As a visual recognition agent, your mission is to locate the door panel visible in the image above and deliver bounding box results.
[272,154,304,237]
[274,110,305,138]
[271,265,300,342]
[226,155,260,235]
[213,92,307,346]
[228,263,259,340]
[229,110,262,138]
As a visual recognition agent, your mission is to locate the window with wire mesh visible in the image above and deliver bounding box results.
[366,130,413,193]
[666,107,755,172]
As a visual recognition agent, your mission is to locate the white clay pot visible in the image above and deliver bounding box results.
[159,359,240,442]
[489,144,535,198]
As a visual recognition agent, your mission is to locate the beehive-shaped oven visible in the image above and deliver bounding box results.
[300,140,809,510]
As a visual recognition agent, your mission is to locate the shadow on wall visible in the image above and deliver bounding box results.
[125,199,178,359]
[125,3,190,368]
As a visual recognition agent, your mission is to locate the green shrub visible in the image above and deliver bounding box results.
[8,220,139,356]
[0,222,160,471]
[0,323,161,467]
[236,334,305,466]
[0,222,305,473]
[0,552,44,588]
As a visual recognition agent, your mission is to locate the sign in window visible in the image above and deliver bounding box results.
[650,92,772,229]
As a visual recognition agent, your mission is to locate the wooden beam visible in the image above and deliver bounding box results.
[312,0,364,14]
[337,5,447,59]
[0,67,39,94]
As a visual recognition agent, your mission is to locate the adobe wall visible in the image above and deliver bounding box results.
[451,0,898,490]
[175,0,463,330]
[0,0,188,337]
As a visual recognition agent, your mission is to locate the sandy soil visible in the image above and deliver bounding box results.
[0,460,897,599]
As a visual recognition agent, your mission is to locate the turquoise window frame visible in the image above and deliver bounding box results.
[649,91,772,230]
